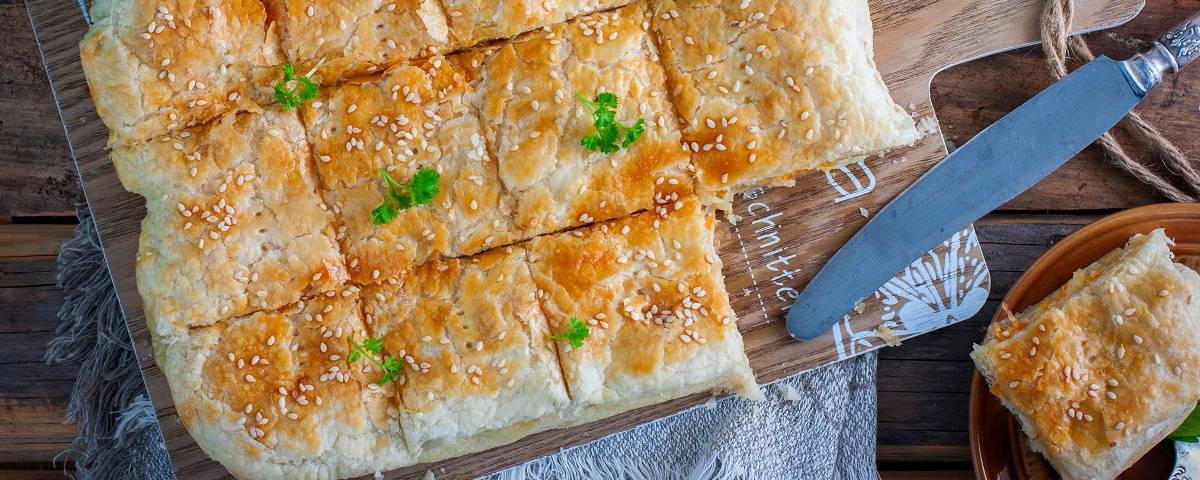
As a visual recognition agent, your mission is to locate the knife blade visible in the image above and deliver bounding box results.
[787,11,1200,341]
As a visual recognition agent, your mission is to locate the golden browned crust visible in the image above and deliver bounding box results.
[262,0,453,84]
[972,230,1200,480]
[158,287,411,479]
[81,0,281,145]
[113,108,347,339]
[529,198,761,407]
[364,247,570,456]
[649,0,919,207]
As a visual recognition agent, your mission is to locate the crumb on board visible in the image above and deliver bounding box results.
[779,383,801,403]
[876,325,902,347]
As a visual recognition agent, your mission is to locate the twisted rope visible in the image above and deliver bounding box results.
[1040,0,1199,202]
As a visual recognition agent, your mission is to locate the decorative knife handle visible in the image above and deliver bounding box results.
[1121,11,1200,97]
[1161,11,1200,70]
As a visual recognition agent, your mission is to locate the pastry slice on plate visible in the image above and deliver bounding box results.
[462,1,693,241]
[363,247,571,459]
[81,0,281,144]
[159,287,409,479]
[649,0,919,208]
[528,197,762,415]
[112,107,347,338]
[973,229,1200,480]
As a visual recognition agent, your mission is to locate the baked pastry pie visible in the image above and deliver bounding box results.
[81,0,922,476]
[81,0,280,144]
[649,0,919,208]
[973,230,1200,480]
[160,287,409,479]
[113,108,347,338]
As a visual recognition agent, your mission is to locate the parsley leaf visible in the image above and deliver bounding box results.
[1171,403,1200,443]
[577,92,645,154]
[549,317,591,349]
[371,167,441,225]
[347,337,402,386]
[274,63,319,111]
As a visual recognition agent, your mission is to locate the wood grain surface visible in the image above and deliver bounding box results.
[7,0,1200,478]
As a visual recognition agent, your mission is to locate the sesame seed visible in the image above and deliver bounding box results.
[1133,335,1143,344]
[1159,289,1170,297]
[1107,391,1117,399]
[1123,307,1136,315]
[1115,422,1125,429]
[245,374,256,383]
[1028,346,1037,356]
[1007,381,1018,388]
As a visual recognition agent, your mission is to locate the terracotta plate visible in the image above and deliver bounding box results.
[969,203,1200,480]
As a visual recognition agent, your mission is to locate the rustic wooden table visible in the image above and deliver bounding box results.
[1,0,1196,478]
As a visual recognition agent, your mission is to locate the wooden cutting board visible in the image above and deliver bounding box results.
[25,0,1142,478]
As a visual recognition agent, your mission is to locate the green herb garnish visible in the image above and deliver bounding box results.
[273,63,319,111]
[549,317,591,349]
[371,167,441,225]
[348,337,403,386]
[577,92,645,154]
[1171,403,1200,443]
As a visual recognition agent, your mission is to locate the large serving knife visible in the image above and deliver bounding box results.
[787,12,1200,340]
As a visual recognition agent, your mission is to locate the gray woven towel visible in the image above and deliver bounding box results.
[47,206,879,479]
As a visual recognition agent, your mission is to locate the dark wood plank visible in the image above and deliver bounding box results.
[880,470,975,480]
[0,470,69,480]
[0,224,76,465]
[931,0,1200,211]
[0,0,78,218]
[875,215,1091,464]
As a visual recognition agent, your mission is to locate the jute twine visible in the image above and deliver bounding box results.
[1041,0,1200,202]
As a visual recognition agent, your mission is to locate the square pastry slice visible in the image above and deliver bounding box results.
[649,0,919,208]
[158,287,409,479]
[302,58,515,283]
[264,0,453,83]
[113,108,347,338]
[528,197,761,414]
[972,230,1200,480]
[81,0,280,144]
[465,2,694,238]
[363,247,570,457]
[441,0,630,47]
